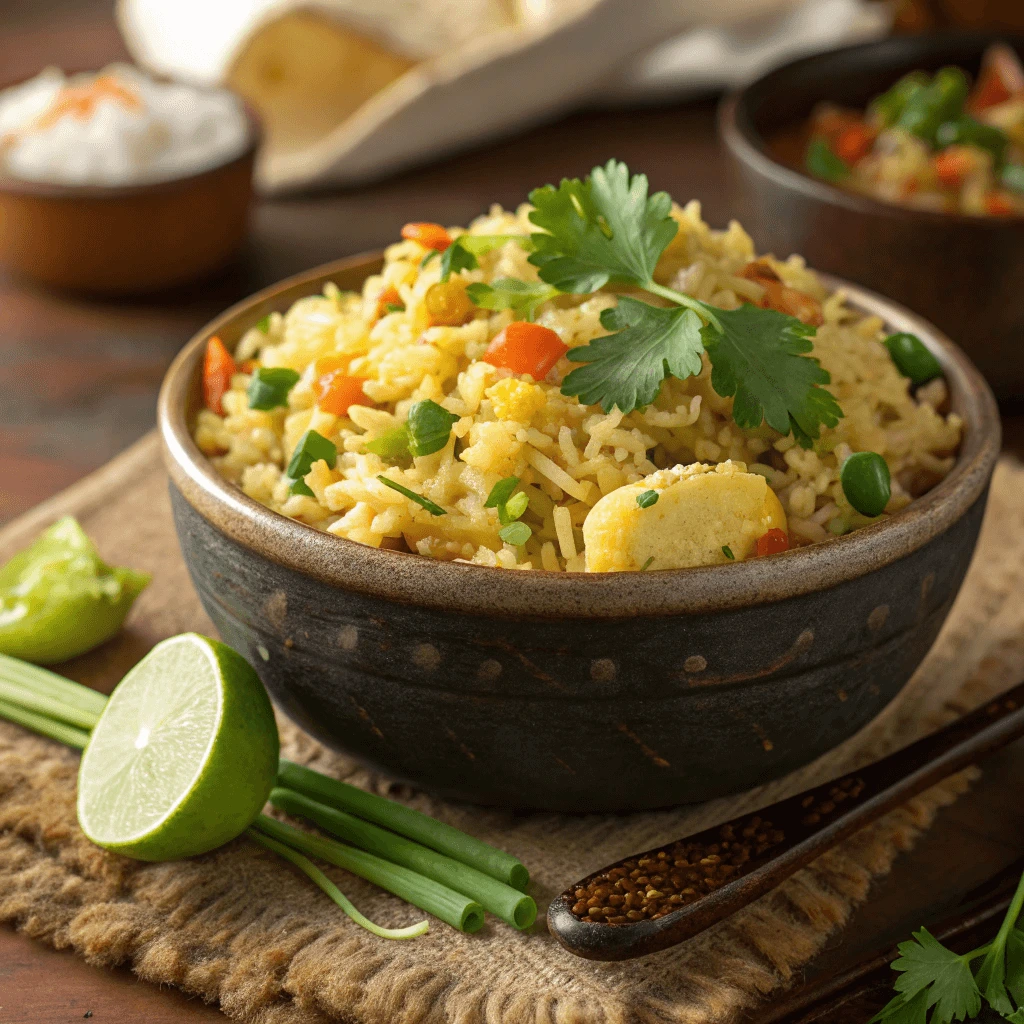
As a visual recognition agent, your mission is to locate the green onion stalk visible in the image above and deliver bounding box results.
[0,653,531,939]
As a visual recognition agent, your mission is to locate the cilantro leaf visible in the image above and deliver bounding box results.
[636,490,659,508]
[247,367,299,411]
[377,475,446,516]
[701,303,842,447]
[561,297,704,413]
[466,278,559,321]
[1005,929,1024,1007]
[869,989,930,1024]
[528,159,677,293]
[421,250,440,269]
[439,235,533,282]
[891,928,980,1023]
[439,240,479,282]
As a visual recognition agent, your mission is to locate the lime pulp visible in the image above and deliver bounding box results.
[77,633,279,861]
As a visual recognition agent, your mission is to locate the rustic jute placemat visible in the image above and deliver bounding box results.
[2,433,1024,1024]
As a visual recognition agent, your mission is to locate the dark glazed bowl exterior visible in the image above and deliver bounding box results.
[158,256,1000,812]
[720,31,1024,402]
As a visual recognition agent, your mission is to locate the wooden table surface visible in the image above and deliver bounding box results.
[2,6,1024,1024]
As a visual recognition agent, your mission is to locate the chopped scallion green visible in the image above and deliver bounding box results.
[498,522,531,547]
[247,367,300,411]
[722,546,735,560]
[485,476,520,509]
[377,476,446,516]
[286,430,337,496]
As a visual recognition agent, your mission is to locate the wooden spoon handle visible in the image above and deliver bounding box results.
[548,680,1024,961]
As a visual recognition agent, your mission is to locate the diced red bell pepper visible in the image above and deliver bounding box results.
[481,322,568,380]
[756,528,791,557]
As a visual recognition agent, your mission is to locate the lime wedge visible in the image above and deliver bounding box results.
[77,633,279,861]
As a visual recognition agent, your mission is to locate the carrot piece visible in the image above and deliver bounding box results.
[35,74,142,130]
[984,191,1016,217]
[756,528,790,557]
[933,147,975,189]
[481,322,568,380]
[401,222,452,251]
[834,123,874,164]
[317,373,371,416]
[375,286,402,319]
[203,336,236,415]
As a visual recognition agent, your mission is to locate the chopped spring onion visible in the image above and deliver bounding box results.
[271,788,536,930]
[384,303,405,314]
[365,400,459,461]
[377,476,446,516]
[498,522,532,547]
[247,828,429,940]
[253,814,484,933]
[0,653,107,716]
[500,491,529,525]
[485,477,519,509]
[0,696,90,749]
[277,759,529,890]
[722,546,735,560]
[806,137,849,183]
[247,367,300,411]
[286,430,337,497]
[255,315,271,334]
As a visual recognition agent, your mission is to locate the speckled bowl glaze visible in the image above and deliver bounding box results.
[158,255,1000,813]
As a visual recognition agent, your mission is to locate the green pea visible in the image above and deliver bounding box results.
[1001,163,1024,194]
[935,116,1008,162]
[0,517,150,665]
[883,332,943,384]
[841,452,891,518]
[805,137,849,183]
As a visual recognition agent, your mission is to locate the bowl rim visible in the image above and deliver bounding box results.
[719,29,1024,230]
[158,253,1001,619]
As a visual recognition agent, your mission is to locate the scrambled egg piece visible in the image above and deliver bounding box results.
[583,461,787,572]
[485,378,547,423]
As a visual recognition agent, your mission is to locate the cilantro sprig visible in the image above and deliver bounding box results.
[873,873,1024,1024]
[476,159,842,446]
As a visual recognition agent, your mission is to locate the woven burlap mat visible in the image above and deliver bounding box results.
[2,433,1023,1024]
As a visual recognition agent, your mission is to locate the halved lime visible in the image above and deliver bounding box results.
[77,633,279,861]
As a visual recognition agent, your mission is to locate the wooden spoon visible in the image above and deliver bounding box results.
[547,681,1024,961]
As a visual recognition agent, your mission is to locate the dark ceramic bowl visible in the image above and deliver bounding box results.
[720,31,1024,402]
[158,255,1000,813]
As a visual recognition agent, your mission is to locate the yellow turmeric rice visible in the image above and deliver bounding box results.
[194,201,961,572]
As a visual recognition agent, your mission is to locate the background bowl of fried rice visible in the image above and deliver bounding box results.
[158,253,999,813]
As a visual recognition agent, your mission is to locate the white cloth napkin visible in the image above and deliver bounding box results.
[118,0,892,193]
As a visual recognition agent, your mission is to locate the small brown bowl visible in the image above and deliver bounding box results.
[0,112,258,296]
[158,255,999,812]
[719,31,1024,402]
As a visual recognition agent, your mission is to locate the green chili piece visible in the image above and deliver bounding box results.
[898,66,970,144]
[841,452,891,518]
[935,116,1008,162]
[0,517,150,665]
[883,332,943,384]
[869,70,929,127]
[806,138,850,182]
